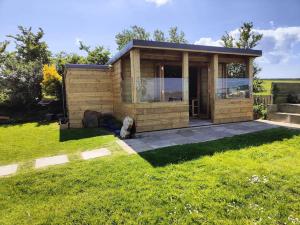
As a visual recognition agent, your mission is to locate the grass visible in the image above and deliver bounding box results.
[0,122,118,164]
[255,79,300,95]
[0,125,300,224]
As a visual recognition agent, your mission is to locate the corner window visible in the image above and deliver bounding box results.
[216,63,251,99]
[137,62,184,102]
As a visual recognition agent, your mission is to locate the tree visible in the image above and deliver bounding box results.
[0,41,9,56]
[79,41,110,64]
[235,22,263,49]
[168,26,187,43]
[153,29,165,42]
[221,32,234,48]
[115,25,150,50]
[115,26,188,50]
[1,58,43,108]
[7,26,51,64]
[0,41,10,102]
[52,52,87,76]
[221,22,264,93]
[0,26,50,108]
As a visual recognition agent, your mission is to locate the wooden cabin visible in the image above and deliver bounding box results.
[64,40,262,132]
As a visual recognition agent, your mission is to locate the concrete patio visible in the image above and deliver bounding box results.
[124,120,280,153]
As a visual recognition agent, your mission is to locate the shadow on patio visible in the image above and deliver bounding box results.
[138,127,300,167]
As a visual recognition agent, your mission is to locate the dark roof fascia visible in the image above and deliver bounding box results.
[106,39,262,65]
[65,64,110,70]
[106,41,134,65]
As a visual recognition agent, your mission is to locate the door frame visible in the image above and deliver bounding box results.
[189,65,210,119]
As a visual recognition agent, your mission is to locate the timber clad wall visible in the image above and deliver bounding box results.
[111,59,135,121]
[65,48,256,131]
[65,68,113,128]
[213,98,253,124]
[134,102,189,132]
[110,57,189,132]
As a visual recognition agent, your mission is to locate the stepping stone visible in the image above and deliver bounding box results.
[81,148,111,160]
[35,155,69,169]
[0,164,18,177]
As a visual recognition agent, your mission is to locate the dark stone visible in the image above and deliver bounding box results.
[45,113,55,121]
[82,110,102,128]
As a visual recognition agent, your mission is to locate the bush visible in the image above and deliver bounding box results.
[287,93,299,104]
[1,60,43,108]
[253,103,267,119]
[41,64,62,99]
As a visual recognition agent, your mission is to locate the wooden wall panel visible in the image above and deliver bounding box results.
[134,102,189,132]
[140,49,182,61]
[140,60,156,78]
[111,59,136,122]
[200,67,209,115]
[65,68,113,128]
[214,98,253,123]
[121,58,132,103]
[130,49,140,103]
[209,54,218,122]
[182,52,189,102]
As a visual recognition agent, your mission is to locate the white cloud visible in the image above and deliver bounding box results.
[194,37,222,47]
[194,26,300,65]
[255,27,300,63]
[145,0,171,7]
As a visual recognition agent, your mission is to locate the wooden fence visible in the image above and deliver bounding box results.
[254,95,273,106]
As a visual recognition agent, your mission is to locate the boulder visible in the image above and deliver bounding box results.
[82,110,101,128]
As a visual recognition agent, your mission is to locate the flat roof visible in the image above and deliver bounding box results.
[107,39,262,65]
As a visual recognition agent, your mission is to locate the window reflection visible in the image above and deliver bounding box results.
[217,63,251,99]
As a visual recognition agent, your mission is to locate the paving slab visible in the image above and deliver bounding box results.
[35,155,69,169]
[171,137,196,145]
[0,164,18,177]
[124,139,154,153]
[125,120,280,153]
[256,119,300,129]
[116,140,137,154]
[81,148,111,160]
[176,129,196,137]
[148,140,177,149]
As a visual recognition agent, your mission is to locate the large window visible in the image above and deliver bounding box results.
[137,63,184,102]
[216,62,251,99]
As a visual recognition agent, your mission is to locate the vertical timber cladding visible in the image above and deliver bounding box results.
[65,67,113,128]
[212,56,254,124]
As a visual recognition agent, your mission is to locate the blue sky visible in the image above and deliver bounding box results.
[1,0,300,78]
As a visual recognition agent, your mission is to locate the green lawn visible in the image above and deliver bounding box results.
[256,79,300,95]
[0,122,118,164]
[0,124,299,224]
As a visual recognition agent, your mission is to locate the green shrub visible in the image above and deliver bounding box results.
[287,93,299,104]
[253,103,267,119]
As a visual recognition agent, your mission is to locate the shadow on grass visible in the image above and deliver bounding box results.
[59,127,111,142]
[0,120,53,128]
[139,128,300,167]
